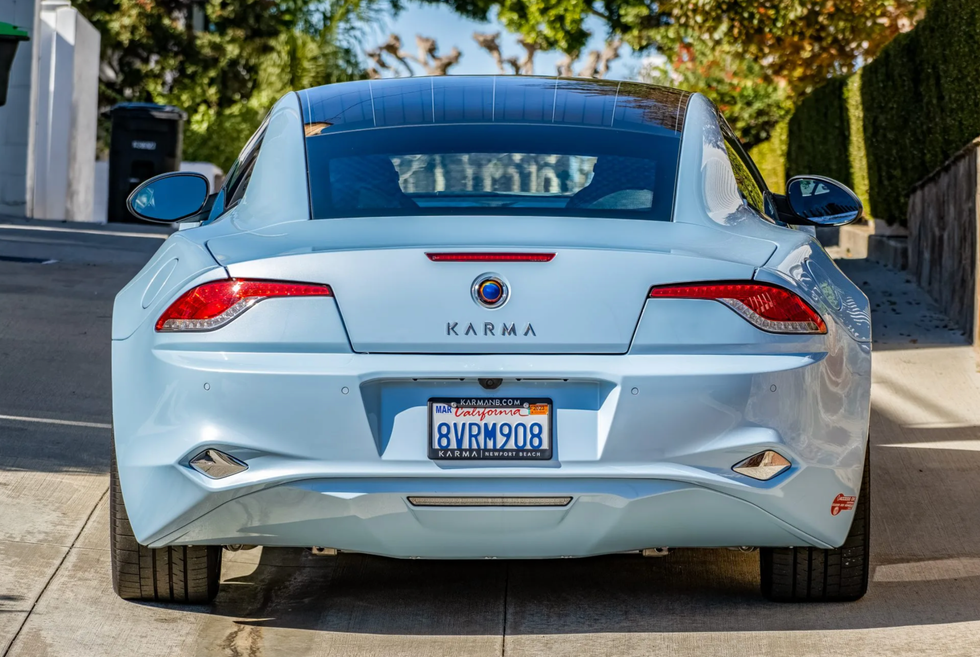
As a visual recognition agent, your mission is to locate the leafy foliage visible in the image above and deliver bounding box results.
[642,39,792,148]
[749,120,788,192]
[424,0,923,147]
[750,73,871,213]
[423,0,924,88]
[751,0,980,225]
[861,0,980,223]
[74,0,371,168]
[656,0,924,94]
[786,77,851,187]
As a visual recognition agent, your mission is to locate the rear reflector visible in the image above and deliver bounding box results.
[426,252,555,262]
[407,496,572,507]
[156,279,332,331]
[648,282,827,334]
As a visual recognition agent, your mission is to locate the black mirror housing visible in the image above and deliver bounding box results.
[775,175,863,227]
[126,172,211,224]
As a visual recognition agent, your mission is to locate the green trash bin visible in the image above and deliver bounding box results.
[0,22,30,107]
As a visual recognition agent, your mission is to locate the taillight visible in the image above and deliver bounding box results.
[648,282,827,334]
[156,279,332,332]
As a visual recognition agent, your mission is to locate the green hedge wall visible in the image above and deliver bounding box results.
[786,77,852,188]
[748,0,980,225]
[750,121,788,193]
[749,73,873,217]
[862,0,980,224]
[844,74,870,213]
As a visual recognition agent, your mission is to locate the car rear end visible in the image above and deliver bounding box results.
[111,78,871,567]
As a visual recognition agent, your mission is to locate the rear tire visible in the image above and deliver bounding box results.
[110,445,221,603]
[760,447,870,602]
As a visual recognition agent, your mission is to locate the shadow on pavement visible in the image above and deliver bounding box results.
[189,543,980,634]
[837,258,969,350]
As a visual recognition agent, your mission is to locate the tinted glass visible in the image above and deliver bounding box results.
[717,115,771,218]
[221,115,268,211]
[128,174,208,222]
[305,125,681,221]
[301,77,690,136]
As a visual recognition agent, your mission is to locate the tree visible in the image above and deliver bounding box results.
[366,34,462,76]
[653,0,925,93]
[366,31,621,78]
[75,0,377,167]
[420,0,925,143]
[642,39,793,147]
[421,0,924,91]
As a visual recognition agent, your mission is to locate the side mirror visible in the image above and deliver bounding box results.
[776,175,863,227]
[127,172,210,223]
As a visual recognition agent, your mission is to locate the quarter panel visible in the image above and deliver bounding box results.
[111,234,224,340]
[757,238,872,344]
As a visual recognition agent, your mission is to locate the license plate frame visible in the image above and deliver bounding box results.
[427,397,554,461]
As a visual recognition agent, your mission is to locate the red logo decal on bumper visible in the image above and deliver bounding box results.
[831,494,857,516]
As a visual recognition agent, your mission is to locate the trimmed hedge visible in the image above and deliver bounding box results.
[844,74,870,213]
[748,0,980,225]
[750,74,873,217]
[750,121,788,193]
[787,77,852,188]
[862,0,980,224]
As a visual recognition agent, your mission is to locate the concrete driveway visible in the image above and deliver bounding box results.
[1,220,979,657]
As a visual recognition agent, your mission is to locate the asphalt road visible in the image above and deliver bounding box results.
[1,219,980,657]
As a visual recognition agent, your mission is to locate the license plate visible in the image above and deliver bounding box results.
[428,397,553,460]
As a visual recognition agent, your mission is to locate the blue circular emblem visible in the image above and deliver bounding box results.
[480,281,502,302]
[472,274,509,308]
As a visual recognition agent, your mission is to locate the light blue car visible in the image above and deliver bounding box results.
[110,76,871,605]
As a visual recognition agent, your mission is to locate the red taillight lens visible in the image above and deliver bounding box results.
[648,282,827,334]
[156,279,332,332]
[426,252,555,262]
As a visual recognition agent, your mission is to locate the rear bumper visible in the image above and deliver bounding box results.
[112,315,871,555]
[151,477,835,555]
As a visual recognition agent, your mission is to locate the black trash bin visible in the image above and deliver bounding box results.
[0,22,30,107]
[108,103,187,222]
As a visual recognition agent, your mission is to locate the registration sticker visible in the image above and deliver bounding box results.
[831,493,857,516]
[428,397,553,460]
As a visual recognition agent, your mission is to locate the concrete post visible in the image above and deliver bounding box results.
[0,0,40,218]
[32,0,99,221]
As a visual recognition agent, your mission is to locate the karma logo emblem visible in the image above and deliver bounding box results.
[447,322,536,337]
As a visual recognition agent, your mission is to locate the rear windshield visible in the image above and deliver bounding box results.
[305,124,681,221]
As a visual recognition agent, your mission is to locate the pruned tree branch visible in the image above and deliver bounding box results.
[577,50,600,78]
[368,32,616,80]
[367,33,461,76]
[597,40,621,78]
[576,40,621,78]
[517,36,538,75]
[556,50,578,77]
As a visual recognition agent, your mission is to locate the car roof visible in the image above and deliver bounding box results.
[299,76,691,138]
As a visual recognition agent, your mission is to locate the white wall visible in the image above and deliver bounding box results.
[32,0,99,221]
[0,0,40,217]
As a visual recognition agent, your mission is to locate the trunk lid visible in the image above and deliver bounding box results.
[206,216,777,354]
